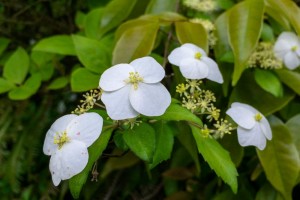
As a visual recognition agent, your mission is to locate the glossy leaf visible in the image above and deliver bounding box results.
[4,47,29,84]
[229,71,295,116]
[0,78,15,94]
[276,69,300,95]
[265,0,300,35]
[149,121,174,169]
[286,114,300,156]
[152,102,203,127]
[69,127,113,199]
[100,0,137,36]
[71,68,100,92]
[72,35,110,73]
[84,8,103,39]
[254,69,283,97]
[8,74,42,100]
[33,35,76,55]
[257,116,300,200]
[146,0,177,14]
[228,0,264,85]
[0,37,10,56]
[123,123,156,162]
[265,5,291,31]
[113,22,159,64]
[255,183,283,200]
[175,21,208,53]
[261,23,275,42]
[47,77,69,90]
[190,125,238,193]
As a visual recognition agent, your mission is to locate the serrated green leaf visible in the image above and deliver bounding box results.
[8,74,42,100]
[151,103,203,127]
[4,47,29,84]
[276,69,300,95]
[229,71,295,116]
[0,37,10,56]
[257,116,300,200]
[0,78,15,94]
[69,127,114,199]
[33,35,76,55]
[149,121,174,169]
[113,22,159,64]
[84,8,103,39]
[72,35,110,73]
[145,0,177,14]
[100,0,137,36]
[71,68,100,92]
[190,125,238,193]
[175,21,208,53]
[228,0,264,85]
[48,77,69,90]
[123,123,156,162]
[254,69,283,97]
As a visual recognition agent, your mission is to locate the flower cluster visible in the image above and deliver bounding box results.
[183,0,218,13]
[274,32,300,70]
[72,89,102,114]
[248,42,282,69]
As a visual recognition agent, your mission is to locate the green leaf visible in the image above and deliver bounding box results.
[146,0,177,14]
[276,69,300,95]
[0,78,15,94]
[84,8,103,39]
[71,68,100,92]
[229,71,295,116]
[265,0,300,35]
[149,121,174,168]
[33,35,76,55]
[72,35,110,73]
[0,37,10,56]
[261,23,275,42]
[4,47,29,84]
[175,21,208,53]
[190,125,238,193]
[286,114,300,157]
[123,123,156,162]
[255,183,283,200]
[254,69,283,97]
[69,127,113,199]
[113,22,159,64]
[216,0,235,9]
[100,0,137,36]
[151,103,203,127]
[257,116,300,200]
[265,5,291,31]
[8,74,42,100]
[48,77,69,90]
[228,0,264,85]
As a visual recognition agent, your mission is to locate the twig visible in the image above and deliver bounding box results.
[140,183,164,200]
[103,171,122,200]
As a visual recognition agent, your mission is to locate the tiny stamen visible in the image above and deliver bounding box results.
[126,72,143,90]
[255,113,263,122]
[291,46,298,52]
[54,131,70,149]
[194,52,202,60]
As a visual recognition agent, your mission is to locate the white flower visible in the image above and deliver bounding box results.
[99,56,171,120]
[168,43,223,83]
[226,102,272,150]
[43,112,103,186]
[274,32,300,70]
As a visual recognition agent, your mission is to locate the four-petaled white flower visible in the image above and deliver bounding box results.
[226,102,272,150]
[99,56,171,120]
[168,43,223,83]
[274,32,300,70]
[43,112,103,186]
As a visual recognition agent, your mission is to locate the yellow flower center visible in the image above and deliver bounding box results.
[194,52,202,60]
[127,72,143,90]
[254,113,263,122]
[291,46,298,52]
[54,131,70,149]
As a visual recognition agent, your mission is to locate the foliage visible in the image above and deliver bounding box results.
[1,0,300,199]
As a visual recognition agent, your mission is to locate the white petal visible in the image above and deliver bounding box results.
[130,57,165,83]
[49,140,89,186]
[201,57,223,83]
[277,32,300,47]
[101,85,139,120]
[67,113,103,147]
[168,46,194,66]
[237,124,267,150]
[226,103,256,129]
[43,114,77,155]
[99,64,134,91]
[231,102,259,114]
[129,83,171,116]
[181,43,207,56]
[283,51,300,70]
[260,118,272,140]
[179,59,209,79]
